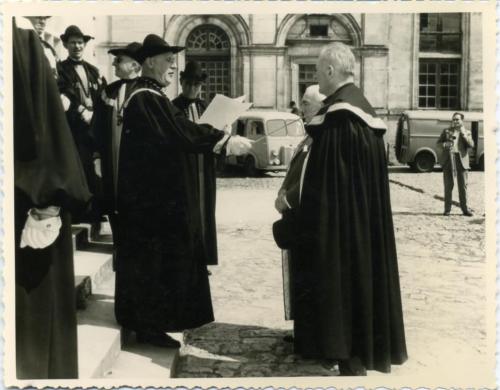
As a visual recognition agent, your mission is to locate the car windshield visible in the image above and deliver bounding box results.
[266,119,304,137]
[286,119,305,136]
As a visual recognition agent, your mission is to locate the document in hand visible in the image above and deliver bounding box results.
[199,94,252,130]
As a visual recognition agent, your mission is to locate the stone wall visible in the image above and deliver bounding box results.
[44,12,483,125]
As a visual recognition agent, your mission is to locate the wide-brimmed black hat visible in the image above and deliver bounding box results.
[108,42,143,62]
[180,61,207,82]
[137,34,184,64]
[60,25,94,43]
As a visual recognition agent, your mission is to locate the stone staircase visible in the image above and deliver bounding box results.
[72,224,180,379]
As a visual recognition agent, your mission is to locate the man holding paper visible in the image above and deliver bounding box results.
[113,34,251,348]
[172,61,220,271]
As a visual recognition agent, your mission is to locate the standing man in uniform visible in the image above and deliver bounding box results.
[293,43,407,375]
[92,42,142,268]
[58,25,106,225]
[437,112,474,216]
[114,34,251,348]
[172,61,219,273]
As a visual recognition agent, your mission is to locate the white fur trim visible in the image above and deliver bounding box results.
[308,102,387,130]
[123,87,163,109]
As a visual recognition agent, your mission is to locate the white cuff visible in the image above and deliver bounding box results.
[213,134,231,154]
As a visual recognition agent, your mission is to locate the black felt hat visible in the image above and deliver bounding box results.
[137,34,184,64]
[108,42,143,62]
[180,61,207,82]
[60,25,94,43]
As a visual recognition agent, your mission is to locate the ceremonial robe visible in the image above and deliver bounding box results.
[13,18,91,379]
[114,77,226,332]
[172,94,219,266]
[295,83,407,373]
[58,57,106,216]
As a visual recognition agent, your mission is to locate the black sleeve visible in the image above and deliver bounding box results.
[129,91,225,153]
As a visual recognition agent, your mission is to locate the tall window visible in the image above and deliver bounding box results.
[420,13,461,53]
[418,13,462,109]
[298,64,317,98]
[186,25,231,101]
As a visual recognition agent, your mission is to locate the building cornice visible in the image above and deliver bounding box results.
[354,44,389,56]
[240,45,287,55]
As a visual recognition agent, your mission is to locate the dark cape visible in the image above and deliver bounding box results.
[13,18,91,379]
[172,94,219,266]
[294,83,407,372]
[57,56,106,220]
[114,77,226,332]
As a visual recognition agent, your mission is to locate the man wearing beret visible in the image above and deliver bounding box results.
[113,34,251,348]
[57,25,106,225]
[92,42,142,264]
[172,61,219,274]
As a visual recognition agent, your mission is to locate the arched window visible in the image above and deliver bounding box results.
[186,25,231,101]
[286,15,356,98]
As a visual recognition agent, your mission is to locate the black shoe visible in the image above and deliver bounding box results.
[443,211,450,216]
[463,210,473,217]
[136,331,181,348]
[338,357,367,376]
[283,335,294,343]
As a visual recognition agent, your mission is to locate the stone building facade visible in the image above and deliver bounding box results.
[44,13,483,140]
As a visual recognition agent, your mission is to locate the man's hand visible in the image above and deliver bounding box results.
[81,109,93,124]
[226,135,252,156]
[275,190,290,214]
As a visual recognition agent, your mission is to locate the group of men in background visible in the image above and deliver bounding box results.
[14,15,408,380]
[14,16,252,378]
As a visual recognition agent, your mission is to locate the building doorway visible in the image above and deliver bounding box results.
[185,25,231,102]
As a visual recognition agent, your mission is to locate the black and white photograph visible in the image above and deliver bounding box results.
[3,2,497,388]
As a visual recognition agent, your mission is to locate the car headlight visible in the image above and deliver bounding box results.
[270,150,280,165]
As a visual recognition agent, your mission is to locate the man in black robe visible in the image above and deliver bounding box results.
[114,34,251,348]
[293,43,407,375]
[13,17,91,379]
[57,25,106,224]
[172,61,219,271]
[92,42,142,265]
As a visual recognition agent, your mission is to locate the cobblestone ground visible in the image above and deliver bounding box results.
[175,169,487,378]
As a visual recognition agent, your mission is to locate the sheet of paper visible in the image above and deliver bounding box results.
[199,94,252,130]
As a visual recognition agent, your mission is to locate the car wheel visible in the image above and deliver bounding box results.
[244,155,258,177]
[413,151,436,173]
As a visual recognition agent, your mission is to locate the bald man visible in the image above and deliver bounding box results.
[275,84,325,214]
[290,43,407,375]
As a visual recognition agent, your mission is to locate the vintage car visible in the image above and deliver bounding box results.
[225,110,305,175]
[395,110,484,172]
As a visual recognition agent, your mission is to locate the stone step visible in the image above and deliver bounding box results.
[77,287,121,378]
[103,334,181,379]
[97,275,181,380]
[72,222,114,252]
[74,250,114,310]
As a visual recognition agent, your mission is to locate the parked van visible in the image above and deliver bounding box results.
[395,110,483,172]
[225,111,305,175]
